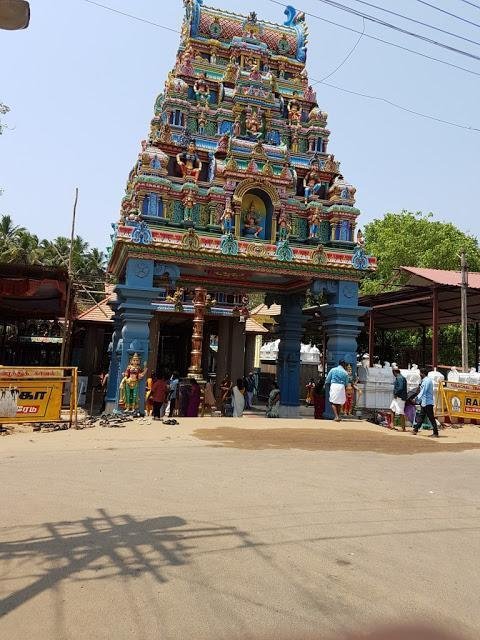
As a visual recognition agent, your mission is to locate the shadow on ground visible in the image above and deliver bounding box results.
[193,427,480,454]
[0,509,247,618]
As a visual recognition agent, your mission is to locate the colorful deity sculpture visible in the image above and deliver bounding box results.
[118,353,147,412]
[223,55,239,83]
[303,157,323,203]
[287,92,302,125]
[220,199,234,233]
[278,211,291,240]
[245,105,263,139]
[183,191,195,221]
[176,140,202,182]
[193,73,210,105]
[308,210,321,239]
[243,203,263,237]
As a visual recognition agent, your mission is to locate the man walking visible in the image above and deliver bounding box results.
[325,360,349,422]
[412,368,439,437]
[390,367,407,430]
[244,371,256,410]
[168,371,180,417]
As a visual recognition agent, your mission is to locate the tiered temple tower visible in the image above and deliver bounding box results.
[106,1,375,416]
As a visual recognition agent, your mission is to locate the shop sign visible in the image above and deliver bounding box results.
[0,380,63,422]
[440,386,480,418]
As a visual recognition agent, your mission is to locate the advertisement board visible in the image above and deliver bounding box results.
[0,367,77,426]
[438,385,480,419]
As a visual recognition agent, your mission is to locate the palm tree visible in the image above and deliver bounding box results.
[0,214,26,240]
[3,230,42,265]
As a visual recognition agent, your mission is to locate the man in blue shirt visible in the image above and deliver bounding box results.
[413,368,439,437]
[325,360,349,422]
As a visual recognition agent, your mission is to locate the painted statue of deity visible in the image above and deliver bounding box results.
[287,92,302,126]
[223,55,239,84]
[245,106,263,140]
[248,60,262,81]
[176,140,202,182]
[119,353,146,412]
[308,210,321,239]
[356,228,365,247]
[183,191,195,221]
[243,203,263,237]
[303,157,322,203]
[193,73,210,105]
[220,199,234,234]
[278,211,291,241]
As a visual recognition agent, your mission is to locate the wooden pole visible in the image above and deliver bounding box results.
[461,251,469,371]
[475,322,479,372]
[60,187,78,366]
[432,287,439,369]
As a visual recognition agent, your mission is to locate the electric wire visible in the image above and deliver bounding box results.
[457,0,480,10]
[82,0,180,34]
[82,0,480,132]
[335,0,480,46]
[415,0,480,29]
[308,77,480,132]
[318,17,366,81]
[269,0,480,77]
[311,0,480,60]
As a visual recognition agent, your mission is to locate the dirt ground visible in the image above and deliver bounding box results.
[1,415,480,640]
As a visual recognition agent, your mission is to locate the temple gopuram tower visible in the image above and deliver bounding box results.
[106,1,375,416]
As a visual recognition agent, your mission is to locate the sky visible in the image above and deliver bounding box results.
[1,0,480,251]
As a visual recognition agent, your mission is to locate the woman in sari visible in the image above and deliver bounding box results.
[231,378,245,417]
[313,378,325,419]
[266,380,280,418]
[186,378,201,417]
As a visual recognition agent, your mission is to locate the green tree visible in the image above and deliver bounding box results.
[3,230,42,264]
[362,211,480,294]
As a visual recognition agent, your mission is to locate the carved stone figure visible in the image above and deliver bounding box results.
[193,73,210,105]
[220,199,234,233]
[287,92,302,125]
[243,203,262,237]
[278,211,291,240]
[118,353,146,412]
[165,287,185,312]
[308,210,321,239]
[303,157,322,203]
[245,105,263,140]
[176,140,202,182]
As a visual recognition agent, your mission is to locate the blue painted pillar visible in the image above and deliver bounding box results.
[105,298,122,410]
[276,293,305,418]
[111,258,160,415]
[319,281,369,418]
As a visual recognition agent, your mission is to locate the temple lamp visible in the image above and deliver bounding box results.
[0,1,30,30]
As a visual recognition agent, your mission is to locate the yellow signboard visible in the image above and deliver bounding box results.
[0,366,77,426]
[437,385,480,419]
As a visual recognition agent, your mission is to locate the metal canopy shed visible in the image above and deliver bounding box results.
[359,266,480,368]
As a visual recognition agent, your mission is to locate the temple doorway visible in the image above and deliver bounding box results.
[241,189,273,240]
[155,326,191,377]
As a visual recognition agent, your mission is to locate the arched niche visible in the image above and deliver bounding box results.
[233,180,279,242]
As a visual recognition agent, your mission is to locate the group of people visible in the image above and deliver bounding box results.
[390,366,439,437]
[306,363,359,421]
[218,372,257,418]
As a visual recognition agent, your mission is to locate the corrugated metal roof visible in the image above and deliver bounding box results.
[401,266,480,290]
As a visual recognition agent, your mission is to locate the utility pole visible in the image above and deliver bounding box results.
[460,250,469,372]
[60,188,78,366]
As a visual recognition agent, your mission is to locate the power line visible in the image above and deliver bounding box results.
[415,0,480,29]
[81,0,480,132]
[82,0,180,34]
[457,0,480,10]
[340,0,480,46]
[311,0,480,60]
[318,18,366,81]
[269,0,480,78]
[309,77,480,132]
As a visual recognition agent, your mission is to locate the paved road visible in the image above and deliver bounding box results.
[1,420,479,639]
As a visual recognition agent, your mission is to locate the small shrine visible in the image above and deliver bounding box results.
[105,1,375,416]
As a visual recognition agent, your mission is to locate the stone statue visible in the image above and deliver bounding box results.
[220,199,234,233]
[118,353,147,412]
[193,73,210,105]
[165,287,185,312]
[303,157,322,203]
[356,228,365,247]
[245,105,263,140]
[323,154,337,173]
[287,92,302,126]
[243,202,263,237]
[308,210,321,239]
[278,211,291,240]
[176,140,202,182]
